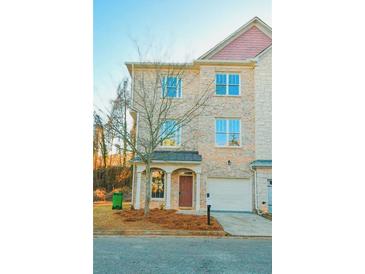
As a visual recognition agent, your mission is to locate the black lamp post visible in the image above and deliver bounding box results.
[207,193,211,225]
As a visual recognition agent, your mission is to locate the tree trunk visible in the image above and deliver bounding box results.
[144,162,151,216]
[122,101,127,168]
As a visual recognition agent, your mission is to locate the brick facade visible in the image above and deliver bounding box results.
[254,47,272,160]
[255,167,272,210]
[129,17,272,212]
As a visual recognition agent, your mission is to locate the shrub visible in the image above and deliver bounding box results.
[94,188,106,201]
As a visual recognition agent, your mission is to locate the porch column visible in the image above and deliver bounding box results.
[135,171,142,209]
[166,172,172,209]
[196,172,201,211]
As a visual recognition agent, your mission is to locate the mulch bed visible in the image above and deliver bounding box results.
[116,208,223,231]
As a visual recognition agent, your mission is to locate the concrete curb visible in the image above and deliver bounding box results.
[94,229,227,237]
[226,235,272,239]
[93,230,271,239]
[93,234,271,240]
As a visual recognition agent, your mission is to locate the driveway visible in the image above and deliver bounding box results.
[94,236,272,274]
[212,212,272,236]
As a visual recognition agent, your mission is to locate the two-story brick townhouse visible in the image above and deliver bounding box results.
[127,17,272,213]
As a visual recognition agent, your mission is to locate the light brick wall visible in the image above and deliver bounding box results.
[198,65,256,180]
[256,167,272,207]
[132,68,200,152]
[254,48,272,160]
[132,64,256,178]
[132,64,256,210]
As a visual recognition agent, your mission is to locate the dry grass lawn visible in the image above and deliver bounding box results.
[94,203,223,232]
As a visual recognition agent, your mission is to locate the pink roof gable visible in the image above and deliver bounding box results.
[210,26,272,60]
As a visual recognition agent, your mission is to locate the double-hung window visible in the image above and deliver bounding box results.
[160,120,181,147]
[215,73,240,96]
[215,119,241,147]
[161,76,182,98]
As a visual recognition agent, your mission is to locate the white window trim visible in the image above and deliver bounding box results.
[159,122,182,148]
[215,73,241,96]
[161,76,183,99]
[151,172,166,200]
[215,118,242,148]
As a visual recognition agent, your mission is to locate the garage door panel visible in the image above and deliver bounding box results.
[207,178,252,212]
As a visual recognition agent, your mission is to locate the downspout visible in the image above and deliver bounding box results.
[250,164,259,214]
[130,63,136,208]
[131,63,134,104]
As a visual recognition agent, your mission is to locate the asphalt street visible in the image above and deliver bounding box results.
[94,236,272,274]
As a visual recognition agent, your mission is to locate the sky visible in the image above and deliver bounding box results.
[94,0,272,111]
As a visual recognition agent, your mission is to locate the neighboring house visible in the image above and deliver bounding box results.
[127,17,272,213]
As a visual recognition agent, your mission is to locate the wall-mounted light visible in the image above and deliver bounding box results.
[227,160,231,166]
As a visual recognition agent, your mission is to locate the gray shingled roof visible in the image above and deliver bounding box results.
[132,151,202,162]
[250,160,272,167]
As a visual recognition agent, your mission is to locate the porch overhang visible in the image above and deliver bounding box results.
[131,150,202,164]
[249,159,272,168]
[132,151,203,210]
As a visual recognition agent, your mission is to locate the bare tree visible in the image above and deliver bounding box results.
[94,37,213,215]
[98,59,214,216]
[93,112,108,187]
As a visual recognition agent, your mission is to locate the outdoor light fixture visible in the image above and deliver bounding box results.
[227,160,231,166]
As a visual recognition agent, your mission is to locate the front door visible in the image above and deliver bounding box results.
[179,176,193,207]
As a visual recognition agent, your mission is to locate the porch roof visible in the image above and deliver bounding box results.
[250,159,272,168]
[132,151,202,163]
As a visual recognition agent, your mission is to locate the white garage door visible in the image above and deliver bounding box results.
[207,178,252,212]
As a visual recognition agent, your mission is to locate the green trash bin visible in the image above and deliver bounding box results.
[112,192,123,210]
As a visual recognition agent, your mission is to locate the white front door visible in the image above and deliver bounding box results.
[207,178,252,212]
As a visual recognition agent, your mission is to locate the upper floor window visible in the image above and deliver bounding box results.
[160,120,181,147]
[161,76,182,98]
[215,73,240,96]
[215,119,241,147]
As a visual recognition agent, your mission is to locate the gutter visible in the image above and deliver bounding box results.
[131,63,134,105]
[193,59,256,67]
[124,59,256,74]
